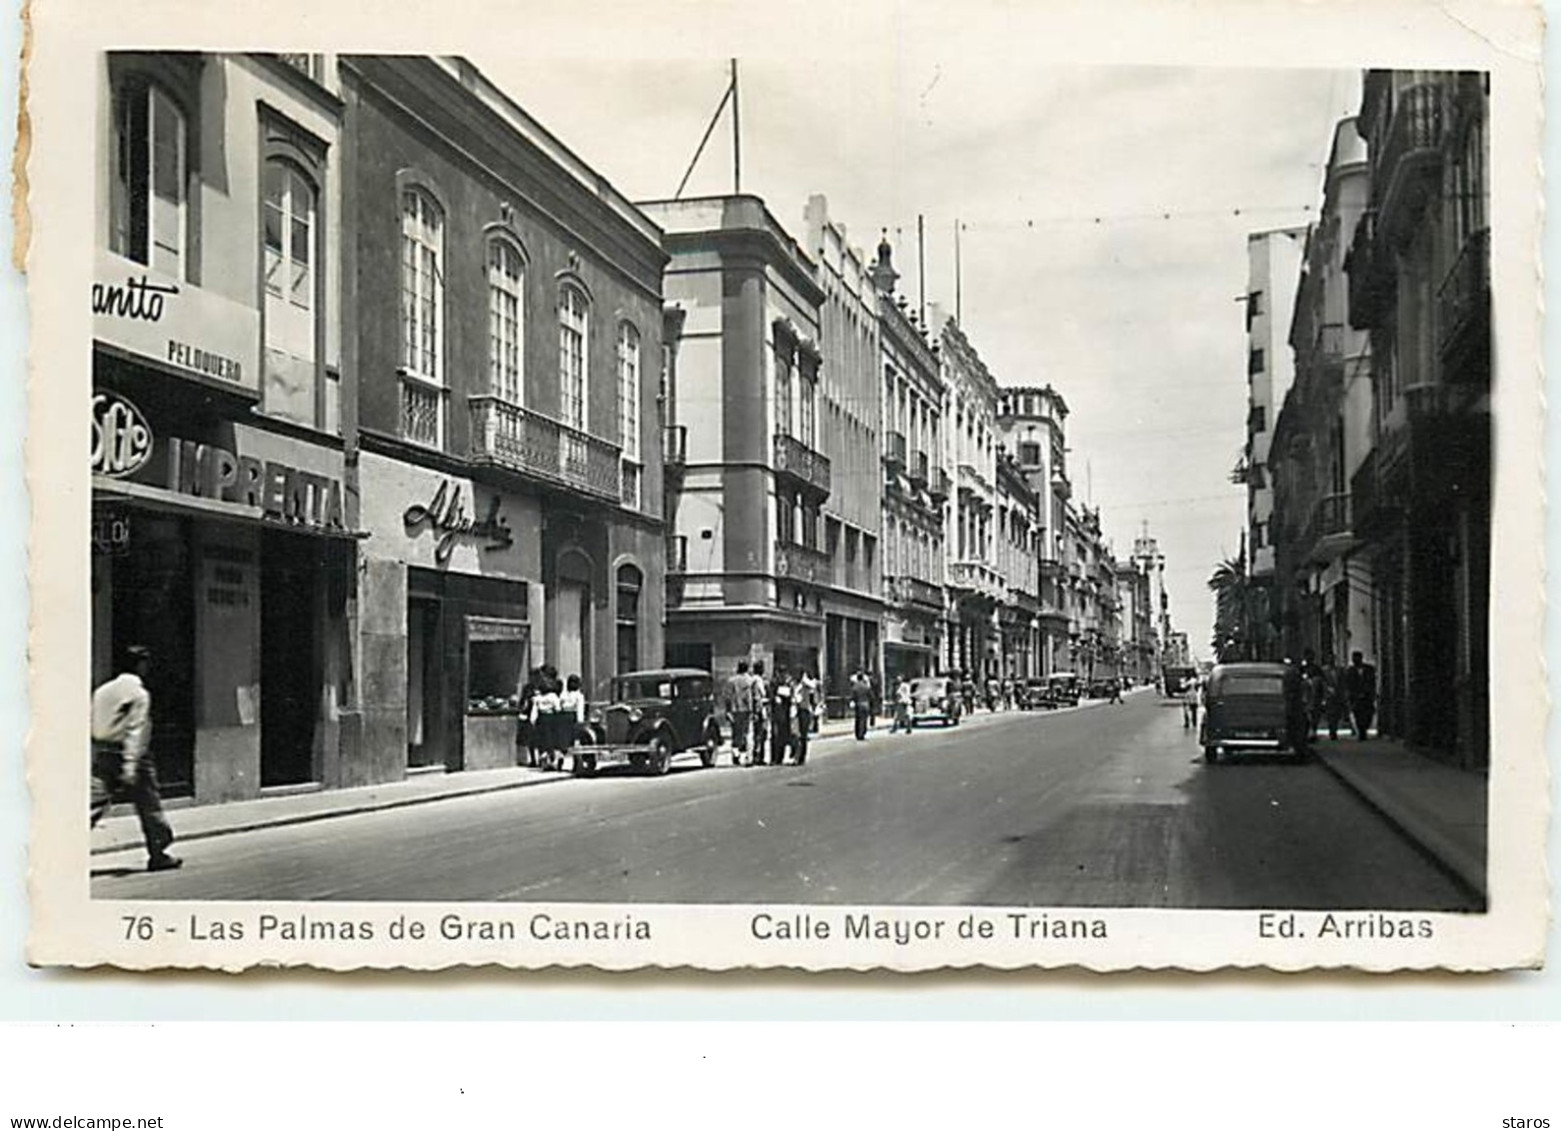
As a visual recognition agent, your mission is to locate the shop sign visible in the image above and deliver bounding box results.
[404,479,515,565]
[93,249,260,395]
[91,509,131,555]
[167,437,345,532]
[90,391,153,478]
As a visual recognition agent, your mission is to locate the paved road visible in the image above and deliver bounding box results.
[92,692,1476,909]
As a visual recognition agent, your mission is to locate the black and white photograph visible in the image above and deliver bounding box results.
[28,0,1545,970]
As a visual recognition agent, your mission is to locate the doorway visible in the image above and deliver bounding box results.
[407,596,443,769]
[260,531,320,786]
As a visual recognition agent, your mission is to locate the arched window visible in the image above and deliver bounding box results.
[617,322,642,510]
[262,159,317,425]
[111,79,187,278]
[400,187,444,447]
[487,238,525,404]
[558,283,589,431]
[615,564,643,676]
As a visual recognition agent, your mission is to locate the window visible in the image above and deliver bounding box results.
[1249,404,1266,434]
[618,323,641,462]
[799,370,817,449]
[401,188,444,383]
[775,347,794,438]
[1247,290,1264,329]
[400,187,444,447]
[616,564,642,676]
[487,238,525,403]
[111,80,187,277]
[777,490,797,545]
[1019,441,1042,466]
[262,159,317,426]
[1248,347,1265,376]
[559,284,589,431]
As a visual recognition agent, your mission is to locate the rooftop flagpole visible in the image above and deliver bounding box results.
[673,64,737,200]
[731,59,741,194]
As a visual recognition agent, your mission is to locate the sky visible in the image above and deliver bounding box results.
[476,52,1361,661]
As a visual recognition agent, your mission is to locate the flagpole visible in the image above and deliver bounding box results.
[730,59,741,194]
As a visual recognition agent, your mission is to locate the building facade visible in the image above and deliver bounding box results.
[1344,70,1490,765]
[1241,225,1307,660]
[641,195,834,687]
[92,52,356,803]
[998,384,1072,675]
[1269,119,1374,671]
[341,56,668,778]
[804,197,888,706]
[869,236,948,687]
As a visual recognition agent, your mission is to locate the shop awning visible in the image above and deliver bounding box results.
[93,476,369,541]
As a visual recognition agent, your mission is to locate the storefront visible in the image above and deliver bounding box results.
[90,373,357,803]
[357,452,543,777]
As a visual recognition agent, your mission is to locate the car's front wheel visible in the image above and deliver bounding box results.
[648,734,673,776]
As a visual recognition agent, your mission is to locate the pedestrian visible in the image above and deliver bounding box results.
[516,667,541,767]
[985,676,999,713]
[1001,676,1015,711]
[1323,662,1349,741]
[1181,671,1201,730]
[891,675,913,733]
[769,666,795,766]
[1344,651,1377,740]
[849,668,873,741]
[797,669,821,737]
[962,677,976,717]
[793,670,819,765]
[726,661,754,766]
[750,660,770,765]
[1109,678,1124,705]
[91,644,180,872]
[559,674,587,774]
[530,667,562,771]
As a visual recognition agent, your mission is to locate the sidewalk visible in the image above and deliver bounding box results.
[1311,734,1488,901]
[91,694,1126,857]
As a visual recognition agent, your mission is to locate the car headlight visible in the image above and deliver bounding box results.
[628,707,643,723]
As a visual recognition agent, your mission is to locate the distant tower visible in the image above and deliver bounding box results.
[869,229,900,296]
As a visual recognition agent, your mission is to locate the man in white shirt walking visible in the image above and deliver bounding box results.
[91,645,180,872]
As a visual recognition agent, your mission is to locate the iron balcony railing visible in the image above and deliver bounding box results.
[1437,227,1491,367]
[928,467,951,502]
[469,395,622,501]
[948,559,1005,600]
[890,575,944,610]
[399,373,445,449]
[883,430,907,469]
[1315,492,1352,538]
[774,433,831,499]
[1374,82,1450,249]
[666,534,688,573]
[909,449,930,488]
[774,538,830,586]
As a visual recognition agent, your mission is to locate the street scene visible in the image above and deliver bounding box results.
[86,55,1489,910]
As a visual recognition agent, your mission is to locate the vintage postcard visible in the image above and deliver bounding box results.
[23,0,1546,971]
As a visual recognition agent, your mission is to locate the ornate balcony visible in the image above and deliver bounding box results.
[909,449,929,488]
[662,423,688,468]
[890,574,944,611]
[1039,556,1065,580]
[469,395,622,501]
[1374,83,1449,244]
[883,430,907,470]
[774,433,831,502]
[666,534,688,573]
[1304,492,1355,564]
[948,559,1005,602]
[1438,227,1491,379]
[774,539,830,586]
[928,467,951,503]
[1347,209,1395,330]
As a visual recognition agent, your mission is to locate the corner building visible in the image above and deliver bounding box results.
[641,196,833,686]
[91,53,355,803]
[342,57,668,777]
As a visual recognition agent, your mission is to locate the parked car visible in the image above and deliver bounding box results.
[1020,677,1051,709]
[575,668,723,776]
[1162,665,1197,698]
[908,675,962,727]
[1047,672,1081,707]
[1198,662,1310,764]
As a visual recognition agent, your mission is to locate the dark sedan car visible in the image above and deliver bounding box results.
[575,668,723,776]
[1197,662,1310,764]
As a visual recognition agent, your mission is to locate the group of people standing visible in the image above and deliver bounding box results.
[1299,650,1377,741]
[724,661,822,767]
[518,666,587,771]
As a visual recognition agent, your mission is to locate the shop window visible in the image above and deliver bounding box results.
[616,564,642,676]
[111,78,187,278]
[487,236,525,404]
[559,282,590,432]
[466,617,529,714]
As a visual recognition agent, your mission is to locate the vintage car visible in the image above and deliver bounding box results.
[1162,665,1197,698]
[574,668,723,776]
[1047,672,1081,707]
[1198,662,1309,764]
[908,675,962,727]
[1019,677,1052,710]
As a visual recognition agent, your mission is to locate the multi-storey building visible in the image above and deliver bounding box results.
[995,451,1042,680]
[803,197,888,704]
[641,195,834,686]
[869,235,947,686]
[1114,559,1156,684]
[1269,119,1373,668]
[91,53,355,802]
[934,305,1005,680]
[1242,225,1307,660]
[1344,70,1490,765]
[998,384,1071,675]
[341,56,668,777]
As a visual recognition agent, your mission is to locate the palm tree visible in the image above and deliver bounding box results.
[1208,553,1249,662]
